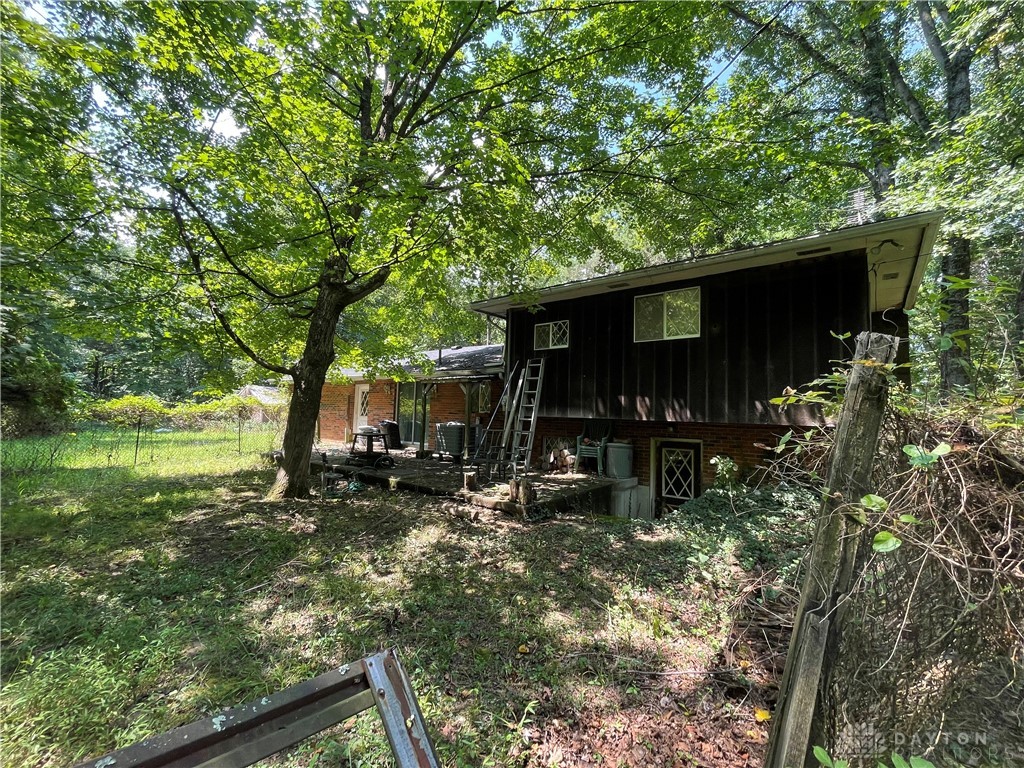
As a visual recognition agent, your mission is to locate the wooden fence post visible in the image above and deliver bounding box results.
[766,332,900,768]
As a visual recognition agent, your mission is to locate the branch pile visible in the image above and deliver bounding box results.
[771,402,1024,760]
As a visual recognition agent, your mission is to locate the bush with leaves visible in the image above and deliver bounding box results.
[88,394,169,427]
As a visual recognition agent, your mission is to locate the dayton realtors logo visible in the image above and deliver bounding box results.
[836,722,1021,763]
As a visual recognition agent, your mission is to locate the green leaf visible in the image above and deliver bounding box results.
[846,508,867,524]
[897,514,921,524]
[908,758,936,768]
[812,746,834,768]
[872,531,902,553]
[930,442,952,457]
[891,755,911,768]
[860,494,888,512]
[903,444,939,468]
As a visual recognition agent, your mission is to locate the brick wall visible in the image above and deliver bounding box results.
[319,383,354,441]
[321,378,503,448]
[319,381,396,442]
[427,380,501,450]
[367,382,395,427]
[532,417,787,490]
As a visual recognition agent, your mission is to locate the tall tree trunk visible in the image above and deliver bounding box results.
[939,62,975,393]
[268,259,390,499]
[859,9,897,204]
[1014,253,1024,380]
[269,283,349,499]
[940,235,973,392]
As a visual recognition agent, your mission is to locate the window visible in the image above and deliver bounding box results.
[534,320,569,350]
[477,382,492,413]
[634,287,700,342]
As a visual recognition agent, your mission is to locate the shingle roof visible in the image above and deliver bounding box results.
[237,384,287,405]
[331,344,504,382]
[408,344,504,375]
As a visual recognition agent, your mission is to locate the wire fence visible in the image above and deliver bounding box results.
[768,406,1024,765]
[826,411,1024,765]
[1,417,284,476]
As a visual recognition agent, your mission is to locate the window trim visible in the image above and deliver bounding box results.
[633,286,701,342]
[534,319,570,350]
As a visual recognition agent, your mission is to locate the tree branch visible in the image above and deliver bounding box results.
[917,2,951,73]
[172,186,315,302]
[725,2,862,90]
[170,198,295,375]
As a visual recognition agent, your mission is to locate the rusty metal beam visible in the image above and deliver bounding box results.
[73,650,439,768]
[366,650,440,768]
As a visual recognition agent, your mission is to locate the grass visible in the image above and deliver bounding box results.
[1,423,281,479]
[0,445,816,768]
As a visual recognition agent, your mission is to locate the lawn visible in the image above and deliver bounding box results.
[1,450,814,768]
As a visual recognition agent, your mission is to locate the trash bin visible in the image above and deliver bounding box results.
[379,419,402,449]
[605,442,634,479]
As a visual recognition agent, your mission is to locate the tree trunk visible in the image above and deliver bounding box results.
[269,283,349,499]
[1015,254,1024,379]
[859,10,897,204]
[937,46,976,394]
[267,256,391,498]
[939,237,973,394]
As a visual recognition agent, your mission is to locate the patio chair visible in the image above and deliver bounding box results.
[575,419,613,476]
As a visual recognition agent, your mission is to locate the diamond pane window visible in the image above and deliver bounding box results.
[662,446,696,502]
[634,294,663,342]
[358,389,370,417]
[534,320,569,350]
[634,287,700,342]
[665,288,700,338]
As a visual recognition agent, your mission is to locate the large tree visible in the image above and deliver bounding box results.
[721,1,1017,393]
[17,0,723,496]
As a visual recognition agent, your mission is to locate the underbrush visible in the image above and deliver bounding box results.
[660,484,818,582]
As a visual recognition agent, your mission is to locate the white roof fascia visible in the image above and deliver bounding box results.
[470,212,942,315]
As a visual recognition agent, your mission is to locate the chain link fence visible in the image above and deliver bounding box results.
[2,416,283,476]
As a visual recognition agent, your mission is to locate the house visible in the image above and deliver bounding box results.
[318,344,505,451]
[470,212,942,516]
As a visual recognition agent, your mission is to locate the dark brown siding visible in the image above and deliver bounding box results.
[507,250,869,426]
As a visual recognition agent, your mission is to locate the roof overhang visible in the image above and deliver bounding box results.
[471,211,942,315]
[412,373,498,383]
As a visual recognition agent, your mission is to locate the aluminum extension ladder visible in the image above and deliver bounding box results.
[506,357,545,478]
[74,649,439,768]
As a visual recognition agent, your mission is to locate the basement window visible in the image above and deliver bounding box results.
[535,320,569,350]
[635,287,700,342]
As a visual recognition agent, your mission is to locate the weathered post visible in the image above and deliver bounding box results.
[766,332,900,768]
[134,415,143,467]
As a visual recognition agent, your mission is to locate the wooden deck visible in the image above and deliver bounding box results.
[316,445,615,518]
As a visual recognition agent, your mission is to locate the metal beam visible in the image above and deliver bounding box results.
[74,650,438,768]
